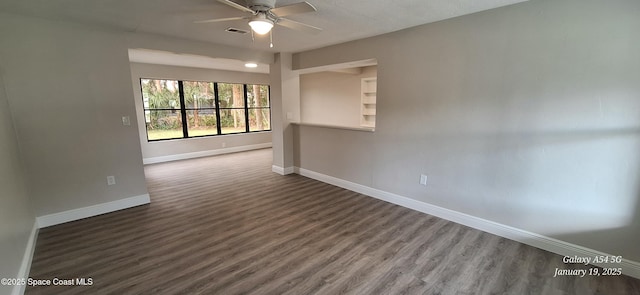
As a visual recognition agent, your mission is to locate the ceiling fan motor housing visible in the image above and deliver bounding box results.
[247,0,276,12]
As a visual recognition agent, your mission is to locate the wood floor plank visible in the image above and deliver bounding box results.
[25,148,640,295]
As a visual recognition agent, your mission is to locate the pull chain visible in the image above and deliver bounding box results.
[270,30,273,48]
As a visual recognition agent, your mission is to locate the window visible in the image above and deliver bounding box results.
[247,84,271,132]
[183,81,218,137]
[141,78,270,141]
[217,83,247,134]
[141,79,183,140]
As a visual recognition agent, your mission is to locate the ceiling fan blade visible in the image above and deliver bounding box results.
[194,16,248,24]
[270,1,317,17]
[217,0,255,14]
[276,18,322,34]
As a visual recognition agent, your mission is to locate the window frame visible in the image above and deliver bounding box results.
[140,78,271,142]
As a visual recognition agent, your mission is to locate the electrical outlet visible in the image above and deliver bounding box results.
[107,176,116,186]
[122,116,131,126]
[420,174,428,186]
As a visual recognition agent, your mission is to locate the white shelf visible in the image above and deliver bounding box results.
[360,77,377,128]
[362,97,376,104]
[293,122,374,132]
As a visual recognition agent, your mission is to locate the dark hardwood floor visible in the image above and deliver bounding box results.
[26,148,640,294]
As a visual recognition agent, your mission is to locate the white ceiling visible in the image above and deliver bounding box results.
[0,0,527,53]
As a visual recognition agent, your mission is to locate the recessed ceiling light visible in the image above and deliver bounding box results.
[245,63,258,68]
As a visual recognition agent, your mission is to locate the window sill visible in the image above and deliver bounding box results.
[292,122,375,132]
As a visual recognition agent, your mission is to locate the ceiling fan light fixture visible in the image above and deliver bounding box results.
[249,14,274,35]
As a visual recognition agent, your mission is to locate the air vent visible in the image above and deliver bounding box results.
[226,27,249,34]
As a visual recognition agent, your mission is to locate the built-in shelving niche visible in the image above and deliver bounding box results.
[361,77,377,128]
[296,58,377,130]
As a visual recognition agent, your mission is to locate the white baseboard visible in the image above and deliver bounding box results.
[12,222,38,295]
[143,143,272,164]
[36,194,150,228]
[272,165,295,175]
[295,167,640,279]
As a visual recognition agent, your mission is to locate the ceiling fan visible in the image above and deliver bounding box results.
[196,0,322,46]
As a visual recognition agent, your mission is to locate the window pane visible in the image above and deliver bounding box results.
[141,79,181,109]
[187,109,218,137]
[219,108,246,134]
[217,83,246,108]
[145,110,183,140]
[249,108,271,131]
[183,81,215,108]
[247,84,270,108]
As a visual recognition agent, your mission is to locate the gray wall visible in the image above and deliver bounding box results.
[0,62,35,295]
[129,63,272,159]
[293,0,640,261]
[0,14,149,217]
[300,66,377,127]
[270,53,299,171]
